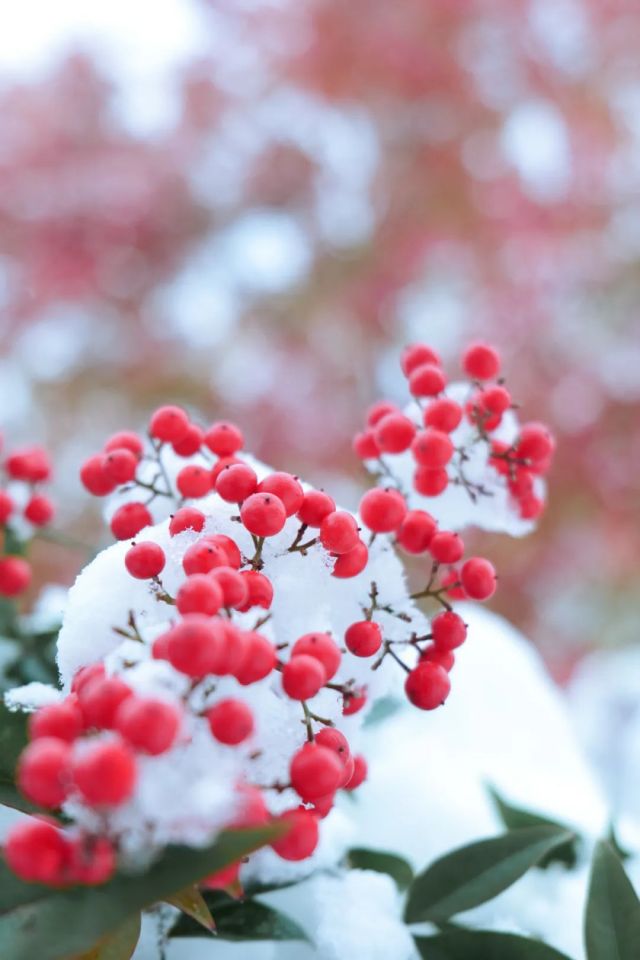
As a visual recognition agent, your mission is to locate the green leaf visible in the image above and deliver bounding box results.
[166,885,215,933]
[404,826,575,924]
[414,930,574,959]
[171,893,309,942]
[606,824,632,863]
[488,787,579,868]
[0,702,30,813]
[585,840,640,960]
[0,825,282,960]
[346,848,414,889]
[363,697,402,727]
[72,913,141,960]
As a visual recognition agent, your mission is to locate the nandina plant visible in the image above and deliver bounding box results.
[0,340,559,958]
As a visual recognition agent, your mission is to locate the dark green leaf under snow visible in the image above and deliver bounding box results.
[0,826,282,960]
[0,701,31,813]
[585,840,640,960]
[488,787,579,868]
[404,826,575,925]
[346,848,414,889]
[171,892,309,942]
[414,930,574,959]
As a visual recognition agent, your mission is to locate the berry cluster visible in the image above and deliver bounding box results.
[4,341,551,893]
[353,341,555,521]
[0,437,55,598]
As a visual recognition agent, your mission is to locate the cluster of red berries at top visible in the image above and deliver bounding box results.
[353,341,555,520]
[5,341,551,891]
[0,436,55,598]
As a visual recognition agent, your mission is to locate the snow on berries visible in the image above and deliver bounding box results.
[3,341,551,893]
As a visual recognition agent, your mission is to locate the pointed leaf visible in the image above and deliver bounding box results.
[488,787,579,868]
[72,914,141,960]
[585,840,640,960]
[347,848,414,889]
[0,825,282,960]
[166,885,215,933]
[171,894,309,942]
[405,826,574,924]
[414,930,573,959]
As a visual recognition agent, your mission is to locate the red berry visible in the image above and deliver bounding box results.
[466,395,502,432]
[517,422,555,465]
[115,697,181,755]
[103,448,138,485]
[236,571,274,611]
[430,531,464,565]
[282,655,326,700]
[18,737,72,808]
[401,343,441,377]
[240,493,287,537]
[508,469,535,499]
[73,740,137,806]
[462,342,501,380]
[177,465,212,499]
[291,632,341,680]
[80,455,116,496]
[207,534,242,569]
[207,698,254,745]
[110,502,152,541]
[405,663,451,710]
[182,539,229,575]
[424,398,463,433]
[332,539,368,578]
[414,466,449,497]
[366,400,399,426]
[0,556,31,596]
[297,490,336,527]
[234,631,277,685]
[420,644,455,671]
[460,557,497,600]
[432,611,467,650]
[149,405,190,443]
[344,754,368,791]
[71,663,105,695]
[204,421,244,457]
[176,574,224,616]
[345,620,382,657]
[320,511,359,554]
[409,363,446,397]
[166,615,225,677]
[125,542,165,579]
[271,809,319,861]
[312,792,336,818]
[6,446,51,483]
[210,455,241,486]
[216,462,258,503]
[519,494,544,520]
[441,568,467,600]
[482,385,511,414]
[342,687,367,715]
[172,423,204,457]
[258,473,304,516]
[169,506,205,537]
[373,413,416,454]
[78,676,133,729]
[210,566,249,609]
[359,488,407,533]
[5,819,69,884]
[353,430,380,460]
[397,510,437,554]
[0,490,14,524]
[412,429,454,469]
[290,743,343,801]
[24,494,55,527]
[104,431,143,459]
[29,699,83,743]
[489,440,511,475]
[68,835,116,885]
[315,727,353,787]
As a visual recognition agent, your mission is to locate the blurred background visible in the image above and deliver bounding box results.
[1,0,639,680]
